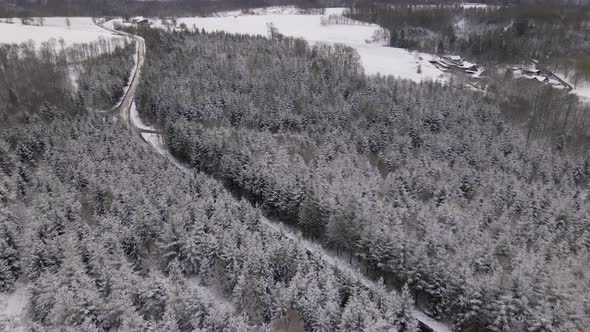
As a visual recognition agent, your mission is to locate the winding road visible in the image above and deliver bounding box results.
[95,20,154,138]
[95,19,451,332]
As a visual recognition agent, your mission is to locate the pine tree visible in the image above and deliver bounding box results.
[396,284,419,332]
[0,210,19,292]
[0,259,16,292]
[339,291,369,332]
[119,307,148,331]
[157,307,181,332]
[298,182,328,239]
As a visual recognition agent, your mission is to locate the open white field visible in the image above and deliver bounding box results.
[111,7,447,82]
[461,2,500,9]
[0,17,124,46]
[212,5,329,17]
[556,71,590,102]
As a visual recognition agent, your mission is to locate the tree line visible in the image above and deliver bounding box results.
[346,1,590,62]
[0,0,346,18]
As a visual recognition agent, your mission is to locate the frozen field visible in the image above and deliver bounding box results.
[571,84,590,102]
[461,2,501,9]
[113,7,447,82]
[556,71,590,102]
[0,17,124,46]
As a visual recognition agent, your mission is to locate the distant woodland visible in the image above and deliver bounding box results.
[0,0,340,17]
[3,0,589,18]
[347,1,590,62]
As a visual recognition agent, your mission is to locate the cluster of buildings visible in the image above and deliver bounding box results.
[429,55,569,91]
[429,55,484,78]
[130,16,149,25]
[509,65,564,88]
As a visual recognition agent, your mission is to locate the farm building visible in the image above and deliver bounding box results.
[131,16,149,24]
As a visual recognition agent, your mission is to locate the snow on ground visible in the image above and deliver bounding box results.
[136,9,446,82]
[554,71,590,102]
[209,6,345,17]
[68,66,80,90]
[570,84,590,102]
[324,8,347,15]
[354,45,442,81]
[212,6,325,17]
[186,276,233,310]
[471,67,485,78]
[461,2,500,9]
[130,102,155,131]
[142,133,191,172]
[109,39,139,112]
[0,17,125,46]
[406,3,500,10]
[0,284,27,332]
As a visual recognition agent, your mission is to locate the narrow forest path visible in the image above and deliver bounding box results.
[95,19,452,332]
[94,19,146,128]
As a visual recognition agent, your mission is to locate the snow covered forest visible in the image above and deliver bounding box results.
[0,106,422,332]
[132,27,590,331]
[1,1,590,331]
[0,34,422,331]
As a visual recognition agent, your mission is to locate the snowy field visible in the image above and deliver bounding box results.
[111,7,447,82]
[0,17,125,46]
[403,2,500,10]
[552,70,590,102]
[571,83,590,102]
[210,6,326,17]
[461,2,500,9]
